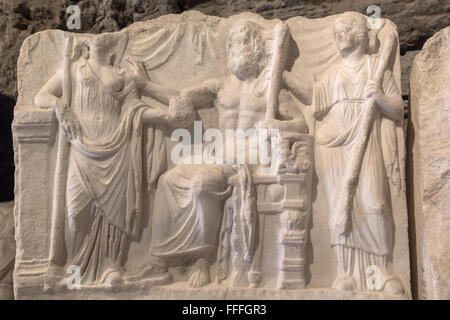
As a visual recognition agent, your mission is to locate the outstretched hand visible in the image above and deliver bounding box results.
[127,58,150,89]
[168,95,195,128]
[257,118,284,130]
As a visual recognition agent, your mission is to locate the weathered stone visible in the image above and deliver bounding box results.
[409,26,450,300]
[0,201,15,300]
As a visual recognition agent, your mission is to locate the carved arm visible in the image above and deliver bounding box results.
[34,69,63,109]
[34,68,81,140]
[126,59,180,105]
[366,74,403,121]
[282,71,313,106]
[180,78,224,109]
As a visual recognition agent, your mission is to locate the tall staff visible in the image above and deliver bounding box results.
[47,34,73,277]
[249,22,290,287]
[265,22,290,121]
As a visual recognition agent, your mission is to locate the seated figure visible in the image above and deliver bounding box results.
[135,21,308,287]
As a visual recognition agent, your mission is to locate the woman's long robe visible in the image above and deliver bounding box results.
[312,55,401,289]
[65,60,166,284]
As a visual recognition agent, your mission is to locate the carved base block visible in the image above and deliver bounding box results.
[278,235,306,290]
[14,278,409,300]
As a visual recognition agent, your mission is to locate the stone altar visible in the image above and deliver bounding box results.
[12,11,411,299]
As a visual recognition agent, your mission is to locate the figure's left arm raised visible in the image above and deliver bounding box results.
[164,78,224,128]
[127,59,180,105]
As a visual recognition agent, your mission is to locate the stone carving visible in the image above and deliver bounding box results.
[0,201,15,300]
[130,20,309,291]
[33,32,179,287]
[409,26,450,300]
[284,12,405,295]
[12,11,410,299]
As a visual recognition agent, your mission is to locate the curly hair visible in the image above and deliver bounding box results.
[334,12,370,50]
[226,21,266,66]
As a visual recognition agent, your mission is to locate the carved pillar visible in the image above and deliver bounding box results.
[251,133,313,290]
[12,108,56,291]
[276,134,313,290]
[277,176,307,290]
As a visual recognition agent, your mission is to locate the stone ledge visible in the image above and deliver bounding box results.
[12,107,56,144]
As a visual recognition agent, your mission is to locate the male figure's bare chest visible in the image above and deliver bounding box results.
[216,78,266,117]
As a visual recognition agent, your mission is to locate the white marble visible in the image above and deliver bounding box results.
[12,11,411,299]
[410,26,450,300]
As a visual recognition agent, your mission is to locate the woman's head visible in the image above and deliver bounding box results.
[333,12,372,55]
[72,34,120,64]
[89,35,116,62]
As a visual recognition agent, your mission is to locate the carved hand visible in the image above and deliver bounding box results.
[168,95,195,127]
[54,98,81,141]
[365,78,383,102]
[127,58,150,89]
[258,118,284,130]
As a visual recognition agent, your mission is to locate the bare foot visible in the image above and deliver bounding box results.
[333,275,355,292]
[188,259,210,288]
[105,269,123,287]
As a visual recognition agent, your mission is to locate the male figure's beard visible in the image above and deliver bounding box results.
[229,53,259,81]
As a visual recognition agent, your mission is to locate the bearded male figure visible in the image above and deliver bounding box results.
[135,21,308,288]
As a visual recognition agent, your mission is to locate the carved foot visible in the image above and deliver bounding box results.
[105,268,124,288]
[248,270,262,288]
[188,259,210,288]
[333,275,355,292]
[383,278,404,296]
